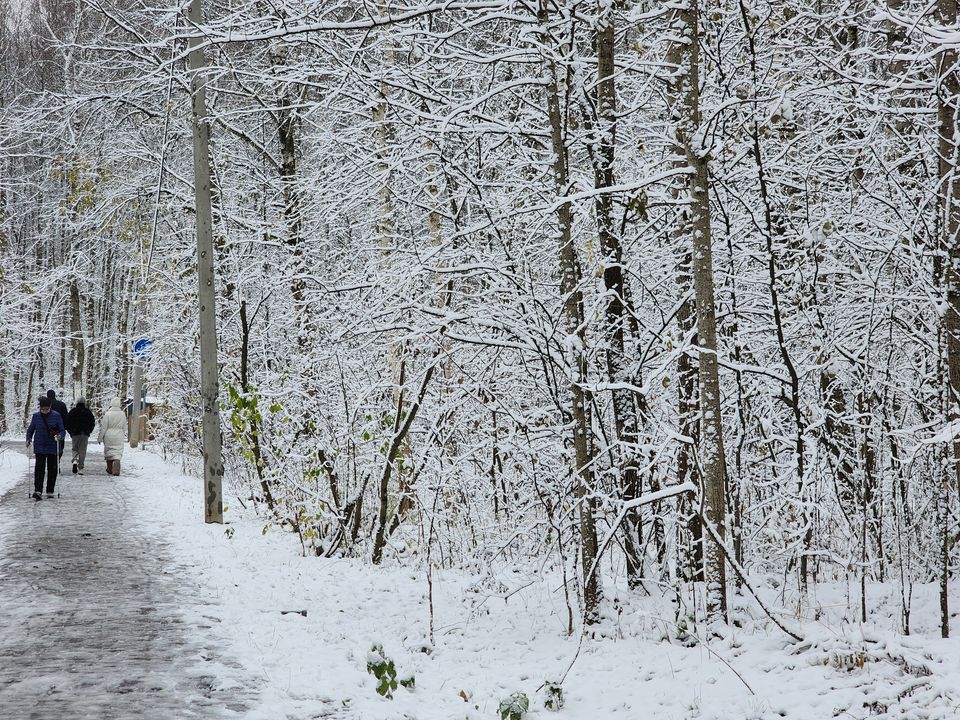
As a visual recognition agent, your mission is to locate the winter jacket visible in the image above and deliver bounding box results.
[26,410,65,455]
[51,399,68,419]
[66,404,96,437]
[98,398,126,461]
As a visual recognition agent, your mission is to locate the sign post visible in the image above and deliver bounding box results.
[130,338,153,448]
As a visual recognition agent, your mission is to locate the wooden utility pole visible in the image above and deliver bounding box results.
[188,0,224,524]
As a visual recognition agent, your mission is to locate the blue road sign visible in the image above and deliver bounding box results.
[134,338,154,358]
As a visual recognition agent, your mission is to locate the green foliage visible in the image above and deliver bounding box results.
[224,382,265,468]
[543,680,564,712]
[297,504,329,544]
[498,692,529,720]
[367,644,398,699]
[365,644,415,700]
[226,382,263,427]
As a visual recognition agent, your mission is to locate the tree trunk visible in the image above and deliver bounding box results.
[677,263,703,582]
[590,0,643,588]
[372,349,441,564]
[240,299,275,511]
[539,0,601,623]
[369,44,414,562]
[85,294,96,402]
[936,0,960,640]
[22,361,34,428]
[70,279,84,397]
[737,0,809,590]
[269,44,306,332]
[665,0,728,623]
[118,274,132,407]
[58,317,66,390]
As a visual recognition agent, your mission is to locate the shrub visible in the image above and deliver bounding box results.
[366,644,398,699]
[543,680,564,711]
[499,691,530,720]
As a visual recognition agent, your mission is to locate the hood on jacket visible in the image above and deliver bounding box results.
[109,397,121,410]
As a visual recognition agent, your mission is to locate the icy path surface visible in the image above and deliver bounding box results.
[0,446,255,719]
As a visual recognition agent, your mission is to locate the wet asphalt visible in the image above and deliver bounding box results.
[0,445,255,719]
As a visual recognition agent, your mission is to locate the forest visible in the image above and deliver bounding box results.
[1,0,959,643]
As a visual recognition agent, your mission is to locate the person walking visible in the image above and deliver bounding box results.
[98,397,126,476]
[26,396,66,500]
[46,389,69,460]
[65,397,96,475]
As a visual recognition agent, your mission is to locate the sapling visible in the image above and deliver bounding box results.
[366,644,398,698]
[543,680,564,711]
[498,691,529,720]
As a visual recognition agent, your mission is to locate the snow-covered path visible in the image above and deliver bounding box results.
[0,446,256,719]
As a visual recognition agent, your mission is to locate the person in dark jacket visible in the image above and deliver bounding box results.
[46,390,69,459]
[26,396,65,500]
[65,397,96,475]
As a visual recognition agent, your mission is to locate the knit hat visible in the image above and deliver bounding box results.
[76,397,86,406]
[46,389,56,399]
[39,397,51,408]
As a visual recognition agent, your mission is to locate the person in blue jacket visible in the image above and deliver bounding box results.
[26,395,66,500]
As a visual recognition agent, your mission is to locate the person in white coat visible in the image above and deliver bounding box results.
[98,397,126,475]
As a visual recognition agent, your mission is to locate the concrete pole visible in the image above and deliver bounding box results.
[188,0,224,524]
[130,362,142,448]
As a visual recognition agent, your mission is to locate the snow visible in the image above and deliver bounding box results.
[0,441,29,497]
[111,447,960,720]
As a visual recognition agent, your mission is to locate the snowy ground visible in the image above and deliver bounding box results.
[0,443,28,495]
[3,440,959,719]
